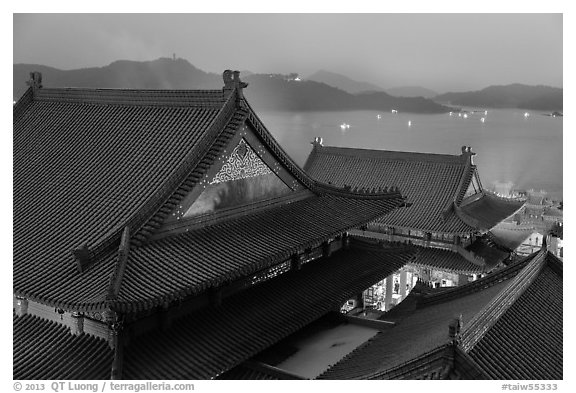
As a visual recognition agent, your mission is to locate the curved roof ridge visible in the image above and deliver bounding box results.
[312,181,405,200]
[105,227,131,301]
[459,248,548,352]
[34,87,225,107]
[417,251,539,308]
[310,144,466,164]
[72,88,239,273]
[242,101,407,202]
[455,192,526,231]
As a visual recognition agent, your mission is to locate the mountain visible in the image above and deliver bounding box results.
[306,69,386,94]
[434,84,562,110]
[13,59,450,113]
[243,74,449,113]
[386,86,437,99]
[13,58,221,100]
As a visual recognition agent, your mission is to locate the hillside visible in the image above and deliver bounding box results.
[386,86,437,99]
[243,74,449,112]
[13,58,221,99]
[434,84,562,110]
[306,69,385,94]
[14,59,450,113]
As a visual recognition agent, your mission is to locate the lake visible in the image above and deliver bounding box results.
[257,108,563,200]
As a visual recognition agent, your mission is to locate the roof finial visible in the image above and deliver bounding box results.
[223,70,234,95]
[26,71,43,90]
[233,71,248,100]
[461,145,476,164]
[311,136,323,148]
[222,70,248,101]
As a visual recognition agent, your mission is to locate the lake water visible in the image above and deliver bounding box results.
[257,108,563,199]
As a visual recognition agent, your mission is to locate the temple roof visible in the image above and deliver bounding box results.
[119,239,415,379]
[464,236,510,269]
[488,222,539,251]
[466,258,562,379]
[14,72,406,313]
[411,246,487,274]
[317,248,562,379]
[13,239,414,380]
[13,313,113,380]
[456,192,526,231]
[304,144,524,234]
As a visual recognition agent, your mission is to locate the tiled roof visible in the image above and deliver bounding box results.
[411,246,485,274]
[317,249,561,379]
[121,240,415,379]
[13,313,113,380]
[543,206,563,218]
[317,275,508,379]
[14,86,230,310]
[14,78,406,313]
[304,145,476,234]
[304,145,525,234]
[465,237,510,269]
[114,194,404,313]
[488,223,537,251]
[457,192,525,231]
[466,255,562,380]
[217,363,305,380]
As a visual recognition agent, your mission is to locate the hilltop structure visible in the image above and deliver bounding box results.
[13,71,415,379]
[304,141,525,310]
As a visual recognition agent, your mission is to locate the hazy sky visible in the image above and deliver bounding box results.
[13,13,562,92]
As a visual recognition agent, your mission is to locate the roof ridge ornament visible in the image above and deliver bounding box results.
[223,70,248,101]
[311,137,323,148]
[461,145,476,164]
[26,71,43,90]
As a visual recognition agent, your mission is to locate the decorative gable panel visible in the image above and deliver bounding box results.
[165,122,305,226]
[183,138,293,218]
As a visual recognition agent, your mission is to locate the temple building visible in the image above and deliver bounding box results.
[13,71,415,379]
[13,71,560,380]
[220,245,562,380]
[304,142,525,310]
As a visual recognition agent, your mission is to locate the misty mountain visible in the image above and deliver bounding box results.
[13,58,222,99]
[434,84,562,110]
[306,69,386,94]
[243,74,449,113]
[386,86,438,99]
[14,59,450,113]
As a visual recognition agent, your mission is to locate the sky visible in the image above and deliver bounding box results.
[13,13,562,93]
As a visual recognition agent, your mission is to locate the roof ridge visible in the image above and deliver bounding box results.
[365,344,452,380]
[242,99,317,189]
[459,248,548,352]
[417,251,538,307]
[105,227,131,301]
[131,106,249,244]
[310,144,466,164]
[72,88,239,273]
[312,182,407,200]
[33,87,226,107]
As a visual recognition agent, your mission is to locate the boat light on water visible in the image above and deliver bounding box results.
[463,113,468,119]
[377,114,381,119]
[524,112,530,118]
[480,117,485,123]
[408,120,412,127]
[449,112,453,116]
[340,123,351,130]
[391,109,398,114]
[484,110,488,115]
